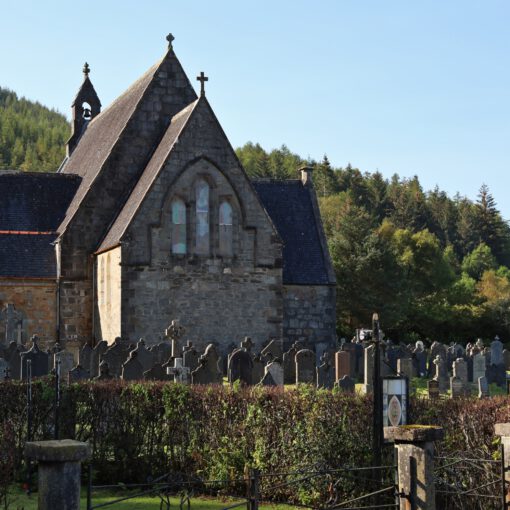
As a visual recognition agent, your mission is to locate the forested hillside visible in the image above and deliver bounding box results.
[237,142,510,342]
[0,87,69,171]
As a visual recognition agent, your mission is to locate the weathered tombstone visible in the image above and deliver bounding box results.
[90,341,108,378]
[0,303,23,347]
[452,358,468,394]
[143,363,169,381]
[54,350,75,381]
[337,375,355,393]
[191,344,222,385]
[79,344,93,375]
[261,338,283,362]
[491,337,504,365]
[130,339,154,373]
[295,349,315,384]
[228,347,253,385]
[121,352,144,381]
[260,360,284,386]
[182,344,200,372]
[397,357,414,380]
[150,342,172,365]
[478,376,489,399]
[165,320,186,358]
[413,342,427,377]
[488,337,506,387]
[282,343,300,384]
[5,341,23,379]
[101,339,129,378]
[354,342,364,380]
[450,376,463,399]
[433,355,448,393]
[427,379,440,400]
[316,352,334,389]
[473,353,486,385]
[335,350,351,382]
[0,357,9,379]
[94,361,113,380]
[68,365,90,383]
[363,344,375,394]
[21,336,49,379]
[341,343,357,377]
[252,354,265,384]
[428,342,447,376]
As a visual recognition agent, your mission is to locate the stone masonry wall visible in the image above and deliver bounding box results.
[0,279,57,347]
[282,284,336,353]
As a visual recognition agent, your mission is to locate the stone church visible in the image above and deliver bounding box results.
[0,35,336,356]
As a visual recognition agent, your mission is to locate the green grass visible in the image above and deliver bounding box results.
[5,488,297,510]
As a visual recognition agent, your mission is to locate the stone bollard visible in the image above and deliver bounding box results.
[384,425,444,510]
[25,439,91,510]
[495,423,510,504]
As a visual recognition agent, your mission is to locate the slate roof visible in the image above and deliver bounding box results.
[252,180,335,285]
[0,171,81,278]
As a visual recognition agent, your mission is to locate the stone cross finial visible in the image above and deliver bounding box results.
[83,62,90,77]
[197,72,208,97]
[165,320,185,357]
[166,33,175,49]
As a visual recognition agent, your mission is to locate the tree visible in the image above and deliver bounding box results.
[461,243,497,280]
[313,155,339,197]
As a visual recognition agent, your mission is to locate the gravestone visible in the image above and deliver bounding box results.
[21,336,49,379]
[282,343,301,384]
[55,350,75,380]
[473,353,486,385]
[428,342,447,377]
[452,358,468,394]
[295,349,315,384]
[316,352,334,389]
[363,344,375,394]
[341,343,357,377]
[488,337,506,387]
[0,357,9,379]
[95,361,113,380]
[427,379,440,399]
[491,337,504,365]
[413,343,427,377]
[149,342,172,364]
[433,355,448,393]
[90,341,108,378]
[121,352,144,381]
[79,344,93,376]
[130,339,154,373]
[354,342,364,380]
[101,339,129,378]
[0,303,23,347]
[397,357,414,380]
[478,376,489,399]
[182,344,200,372]
[191,344,222,385]
[504,349,510,371]
[143,363,168,381]
[335,351,351,382]
[5,341,23,379]
[337,375,355,393]
[450,376,463,399]
[168,358,191,384]
[260,360,284,386]
[228,347,253,385]
[68,365,89,383]
[252,354,265,384]
[261,339,283,362]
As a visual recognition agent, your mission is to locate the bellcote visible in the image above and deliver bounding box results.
[67,63,101,157]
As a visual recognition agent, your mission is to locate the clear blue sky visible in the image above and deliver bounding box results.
[1,1,509,218]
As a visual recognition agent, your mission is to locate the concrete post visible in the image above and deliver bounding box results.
[495,423,510,504]
[384,425,444,510]
[25,439,91,510]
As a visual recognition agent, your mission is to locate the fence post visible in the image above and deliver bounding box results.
[495,423,510,508]
[248,468,260,510]
[25,439,91,510]
[384,425,443,510]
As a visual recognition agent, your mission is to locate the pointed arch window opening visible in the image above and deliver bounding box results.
[81,102,92,120]
[172,199,187,254]
[219,201,233,256]
[195,180,210,254]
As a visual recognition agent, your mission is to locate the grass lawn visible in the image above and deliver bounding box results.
[6,488,296,510]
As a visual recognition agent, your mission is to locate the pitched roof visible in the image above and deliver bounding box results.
[97,99,199,252]
[0,171,81,278]
[252,180,334,285]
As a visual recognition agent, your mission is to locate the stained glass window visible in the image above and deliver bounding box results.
[172,199,187,254]
[195,180,209,254]
[219,201,233,256]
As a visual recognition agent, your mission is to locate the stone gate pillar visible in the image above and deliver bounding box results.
[25,439,91,510]
[495,423,510,504]
[384,425,444,510]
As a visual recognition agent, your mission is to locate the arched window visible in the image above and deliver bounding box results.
[195,179,210,254]
[171,199,187,254]
[219,201,233,256]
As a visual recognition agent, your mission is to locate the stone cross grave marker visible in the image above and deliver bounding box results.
[167,358,191,384]
[0,303,23,347]
[165,320,185,358]
[295,349,315,384]
[433,355,448,392]
[317,351,334,389]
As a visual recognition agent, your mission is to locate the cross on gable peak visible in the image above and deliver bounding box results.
[166,33,175,50]
[197,71,208,97]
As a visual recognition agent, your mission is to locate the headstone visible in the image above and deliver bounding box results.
[504,349,510,371]
[452,358,468,394]
[413,343,427,377]
[473,353,486,384]
[428,342,447,376]
[261,338,283,362]
[252,354,265,384]
[363,344,375,394]
[130,339,154,373]
[101,339,129,378]
[90,341,108,378]
[228,347,253,385]
[150,342,172,365]
[54,350,75,381]
[397,357,414,380]
[191,344,222,385]
[68,365,90,383]
[182,344,200,372]
[295,349,315,384]
[5,341,23,379]
[341,342,357,376]
[316,352,334,389]
[478,376,489,398]
[95,361,113,380]
[433,355,448,392]
[354,342,364,380]
[121,352,144,381]
[0,303,23,347]
[79,344,93,376]
[143,363,169,381]
[21,336,49,379]
[282,343,301,384]
[337,375,355,393]
[450,376,463,399]
[260,360,284,386]
[167,358,191,384]
[0,357,9,379]
[488,337,506,387]
[335,350,351,382]
[427,379,440,399]
[491,337,504,366]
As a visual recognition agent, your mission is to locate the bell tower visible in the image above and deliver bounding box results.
[67,62,101,156]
